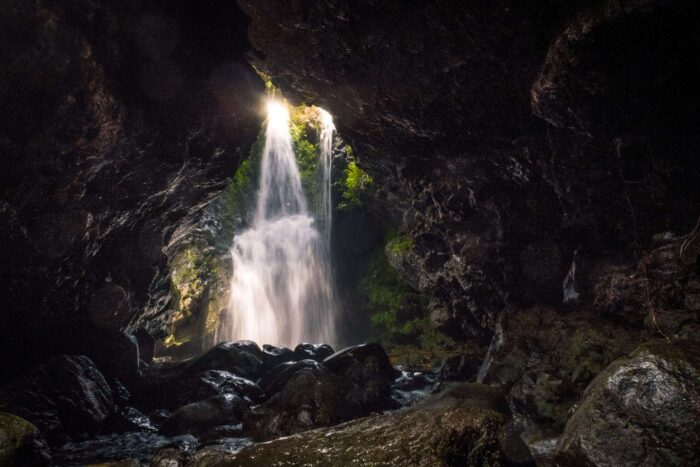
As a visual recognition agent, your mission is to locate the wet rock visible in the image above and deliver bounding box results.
[54,432,197,466]
[2,355,114,444]
[258,359,323,397]
[199,424,244,444]
[228,340,263,360]
[261,344,295,363]
[243,365,344,441]
[199,383,527,466]
[0,412,52,466]
[103,406,155,434]
[134,328,155,364]
[132,361,262,412]
[482,307,640,429]
[438,354,481,382]
[159,394,249,436]
[555,340,700,466]
[185,342,263,379]
[244,344,400,440]
[80,328,141,383]
[147,410,171,430]
[151,447,190,467]
[324,343,398,412]
[393,368,435,391]
[199,370,263,402]
[292,343,334,362]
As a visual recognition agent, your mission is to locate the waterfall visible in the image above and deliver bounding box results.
[216,100,336,348]
[317,108,335,248]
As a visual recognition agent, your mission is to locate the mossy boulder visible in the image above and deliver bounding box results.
[0,413,51,466]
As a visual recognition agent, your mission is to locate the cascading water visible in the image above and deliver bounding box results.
[317,108,335,248]
[216,100,336,347]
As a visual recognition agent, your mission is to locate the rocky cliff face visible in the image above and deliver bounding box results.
[239,0,700,341]
[0,0,263,376]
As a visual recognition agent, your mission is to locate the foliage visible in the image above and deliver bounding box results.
[337,160,374,211]
[387,234,413,256]
[214,129,265,247]
[359,234,424,342]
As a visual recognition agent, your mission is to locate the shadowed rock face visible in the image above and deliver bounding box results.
[0,0,263,377]
[0,355,115,444]
[239,0,700,341]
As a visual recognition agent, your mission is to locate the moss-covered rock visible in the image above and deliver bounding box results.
[0,413,51,466]
[484,307,640,432]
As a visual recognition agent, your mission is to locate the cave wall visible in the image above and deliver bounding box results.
[239,0,700,341]
[0,0,263,377]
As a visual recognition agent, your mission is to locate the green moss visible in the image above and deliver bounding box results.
[0,412,39,465]
[337,160,374,211]
[387,234,413,256]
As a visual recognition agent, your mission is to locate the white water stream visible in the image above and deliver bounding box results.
[217,100,336,347]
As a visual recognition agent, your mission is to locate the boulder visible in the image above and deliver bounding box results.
[556,340,700,466]
[324,343,398,412]
[159,394,249,436]
[102,406,155,433]
[244,343,400,440]
[79,328,141,383]
[197,383,529,466]
[243,365,345,441]
[185,342,263,379]
[438,354,481,382]
[258,359,323,397]
[199,370,263,402]
[151,447,190,467]
[2,355,114,443]
[261,344,295,369]
[133,365,262,412]
[292,343,334,362]
[0,412,51,466]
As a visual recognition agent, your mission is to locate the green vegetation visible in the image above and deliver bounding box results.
[356,232,458,367]
[387,234,413,256]
[337,158,374,211]
[290,107,323,210]
[215,130,265,246]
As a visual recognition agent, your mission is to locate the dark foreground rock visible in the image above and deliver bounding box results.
[244,343,398,440]
[185,342,264,379]
[132,343,265,411]
[1,355,114,444]
[0,412,52,466]
[555,340,700,466]
[191,383,529,466]
[159,394,249,436]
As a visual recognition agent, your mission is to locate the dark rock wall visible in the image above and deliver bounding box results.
[239,0,700,340]
[0,0,263,378]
